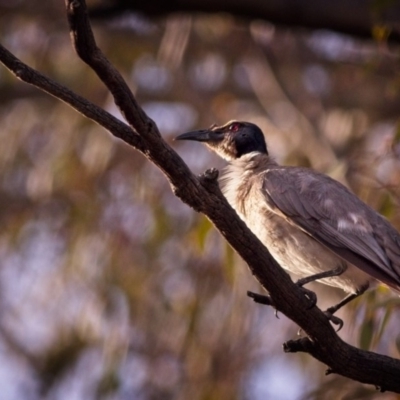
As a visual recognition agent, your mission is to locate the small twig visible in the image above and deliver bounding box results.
[247,290,275,306]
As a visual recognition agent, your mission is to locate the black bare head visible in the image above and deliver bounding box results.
[175,121,268,161]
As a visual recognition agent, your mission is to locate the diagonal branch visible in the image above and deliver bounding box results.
[0,0,399,392]
[0,44,146,153]
[66,0,151,136]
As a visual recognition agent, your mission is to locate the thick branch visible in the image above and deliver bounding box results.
[0,0,399,392]
[90,0,400,42]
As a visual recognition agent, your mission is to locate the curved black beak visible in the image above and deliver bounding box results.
[175,129,212,142]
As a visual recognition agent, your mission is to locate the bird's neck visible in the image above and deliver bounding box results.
[220,152,275,217]
[231,151,277,172]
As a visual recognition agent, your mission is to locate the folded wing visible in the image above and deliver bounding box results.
[261,167,400,290]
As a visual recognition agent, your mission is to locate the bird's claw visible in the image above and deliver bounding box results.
[324,309,344,332]
[200,168,219,182]
[298,286,317,309]
[297,306,343,336]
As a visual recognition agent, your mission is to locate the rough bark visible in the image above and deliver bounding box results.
[0,0,399,392]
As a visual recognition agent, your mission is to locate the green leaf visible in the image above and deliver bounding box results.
[378,192,394,219]
[395,334,400,356]
[372,24,391,42]
[196,217,213,250]
[373,307,393,347]
[359,317,375,350]
[222,242,236,284]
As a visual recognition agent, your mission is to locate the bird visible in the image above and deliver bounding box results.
[176,120,400,328]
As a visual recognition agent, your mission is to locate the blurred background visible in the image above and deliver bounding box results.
[0,0,400,399]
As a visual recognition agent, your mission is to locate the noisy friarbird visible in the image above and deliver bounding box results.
[176,121,400,328]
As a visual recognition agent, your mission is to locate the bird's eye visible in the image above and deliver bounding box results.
[229,123,240,132]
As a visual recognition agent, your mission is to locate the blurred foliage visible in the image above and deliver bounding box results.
[0,1,400,399]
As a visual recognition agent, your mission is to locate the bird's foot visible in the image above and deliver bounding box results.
[320,284,369,332]
[294,265,348,311]
[324,307,344,332]
[297,285,317,309]
[199,168,219,182]
[296,302,343,337]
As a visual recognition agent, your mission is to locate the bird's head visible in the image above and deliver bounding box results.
[175,121,268,161]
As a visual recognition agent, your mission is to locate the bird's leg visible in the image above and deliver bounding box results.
[247,276,320,312]
[324,283,369,331]
[287,264,347,311]
[248,263,365,330]
[295,263,348,310]
[295,263,347,287]
[295,263,350,330]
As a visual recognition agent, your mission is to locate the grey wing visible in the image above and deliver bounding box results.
[261,167,400,290]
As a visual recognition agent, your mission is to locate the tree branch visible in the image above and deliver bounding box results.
[0,44,146,153]
[0,0,399,392]
[89,0,400,42]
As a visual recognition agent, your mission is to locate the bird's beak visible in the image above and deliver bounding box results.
[175,128,225,143]
[175,129,212,142]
